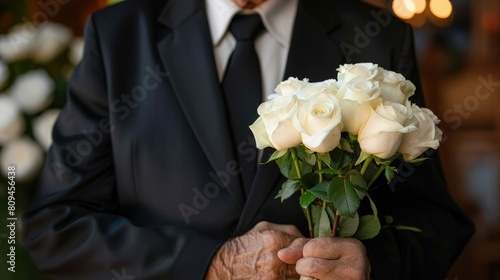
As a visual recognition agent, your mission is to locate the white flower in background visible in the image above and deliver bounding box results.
[399,104,443,161]
[69,37,84,65]
[10,69,54,114]
[32,22,73,64]
[33,109,60,151]
[293,93,343,153]
[0,95,25,144]
[358,101,416,159]
[250,95,302,151]
[0,22,37,62]
[0,59,9,89]
[0,137,44,182]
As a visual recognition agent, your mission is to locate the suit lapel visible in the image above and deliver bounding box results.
[235,0,345,235]
[156,0,245,209]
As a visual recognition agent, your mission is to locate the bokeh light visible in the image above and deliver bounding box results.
[429,0,453,19]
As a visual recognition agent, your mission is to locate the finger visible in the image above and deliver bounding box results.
[278,238,309,264]
[253,221,304,237]
[302,237,364,259]
[296,257,336,279]
[299,276,316,280]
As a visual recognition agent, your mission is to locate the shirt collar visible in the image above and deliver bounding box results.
[205,0,298,48]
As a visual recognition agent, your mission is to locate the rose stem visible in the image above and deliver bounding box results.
[367,164,386,189]
[331,210,340,238]
[360,155,373,176]
[291,148,314,238]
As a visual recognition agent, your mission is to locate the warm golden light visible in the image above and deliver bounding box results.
[413,0,427,14]
[393,0,415,20]
[402,0,416,13]
[430,0,453,19]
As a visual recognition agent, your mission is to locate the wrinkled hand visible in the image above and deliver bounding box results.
[277,237,371,280]
[206,221,304,280]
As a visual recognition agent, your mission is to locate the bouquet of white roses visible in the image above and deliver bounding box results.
[250,63,442,239]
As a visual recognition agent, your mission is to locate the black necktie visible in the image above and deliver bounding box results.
[222,14,264,195]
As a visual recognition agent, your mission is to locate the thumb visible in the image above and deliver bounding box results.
[278,238,309,264]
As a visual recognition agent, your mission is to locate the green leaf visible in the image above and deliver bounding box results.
[347,170,367,200]
[318,152,332,168]
[355,150,371,166]
[310,204,322,237]
[330,148,343,169]
[325,205,336,221]
[300,172,319,189]
[395,225,422,232]
[354,215,381,240]
[340,138,354,153]
[299,192,317,209]
[353,185,368,200]
[275,180,301,202]
[404,157,429,163]
[366,194,378,216]
[296,146,317,166]
[267,149,288,163]
[374,154,400,165]
[308,181,331,202]
[385,165,395,183]
[329,178,360,217]
[276,152,292,178]
[318,207,331,238]
[384,215,394,224]
[315,169,341,175]
[338,212,360,237]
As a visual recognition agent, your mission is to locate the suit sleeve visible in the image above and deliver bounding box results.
[364,26,474,280]
[362,24,475,280]
[22,15,223,280]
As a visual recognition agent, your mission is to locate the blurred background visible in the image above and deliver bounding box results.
[0,0,498,279]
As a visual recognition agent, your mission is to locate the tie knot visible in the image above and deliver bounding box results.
[229,14,264,41]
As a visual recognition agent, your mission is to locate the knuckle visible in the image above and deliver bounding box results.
[302,239,322,257]
[254,221,271,230]
[297,258,321,276]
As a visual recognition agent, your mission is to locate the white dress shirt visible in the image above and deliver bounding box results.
[205,0,298,101]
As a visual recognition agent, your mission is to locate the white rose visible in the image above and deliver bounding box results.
[33,109,60,151]
[293,93,343,153]
[358,102,416,159]
[69,37,84,65]
[0,60,9,89]
[274,77,309,97]
[32,22,73,64]
[298,79,338,100]
[337,78,382,135]
[249,117,272,149]
[0,95,25,144]
[0,137,44,182]
[0,22,37,62]
[250,95,302,151]
[379,70,414,104]
[10,69,54,114]
[399,104,442,161]
[336,63,382,89]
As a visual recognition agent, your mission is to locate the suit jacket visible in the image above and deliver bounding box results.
[22,0,474,279]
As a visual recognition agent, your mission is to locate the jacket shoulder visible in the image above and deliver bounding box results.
[90,0,169,28]
[332,0,410,34]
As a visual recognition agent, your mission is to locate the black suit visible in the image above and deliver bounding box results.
[22,0,474,279]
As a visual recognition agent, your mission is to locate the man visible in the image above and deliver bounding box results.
[22,0,474,279]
